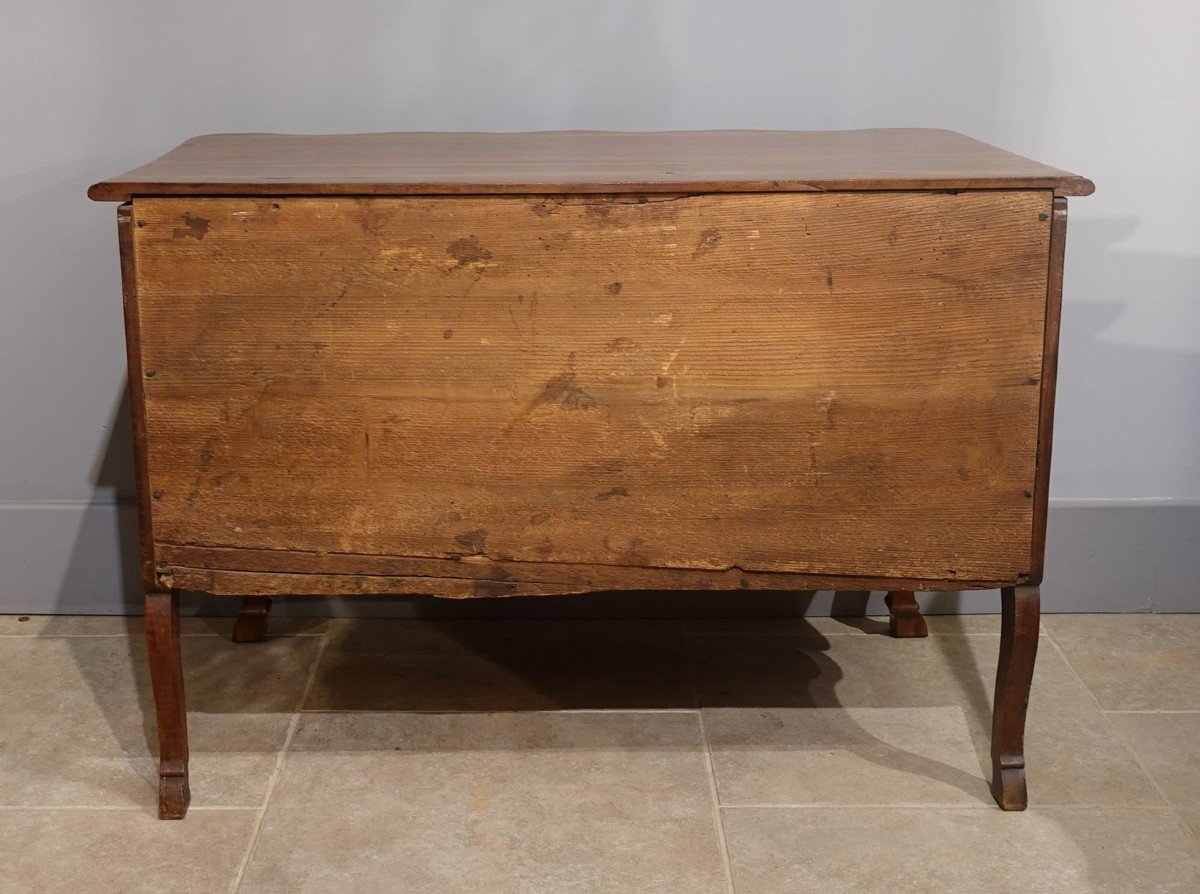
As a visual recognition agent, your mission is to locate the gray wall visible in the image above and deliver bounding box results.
[2,1,1197,615]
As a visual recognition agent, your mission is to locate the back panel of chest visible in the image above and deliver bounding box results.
[130,190,1051,585]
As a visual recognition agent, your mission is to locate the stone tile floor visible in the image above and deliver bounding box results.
[0,612,1197,892]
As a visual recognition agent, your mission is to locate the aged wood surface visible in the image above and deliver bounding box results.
[156,545,1016,595]
[117,204,159,592]
[145,589,189,819]
[87,129,1094,202]
[991,585,1041,810]
[131,190,1051,586]
[1028,197,1068,584]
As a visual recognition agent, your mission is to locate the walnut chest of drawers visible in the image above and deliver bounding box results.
[89,129,1093,818]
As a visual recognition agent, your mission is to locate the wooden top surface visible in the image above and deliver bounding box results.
[88,129,1093,201]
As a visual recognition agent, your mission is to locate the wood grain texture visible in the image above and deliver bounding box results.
[991,584,1041,810]
[155,544,1016,594]
[87,129,1095,202]
[132,190,1051,589]
[117,204,159,592]
[885,590,928,637]
[1028,197,1068,585]
[145,589,189,819]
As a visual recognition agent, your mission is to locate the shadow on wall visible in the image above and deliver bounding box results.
[1054,217,1200,499]
[52,215,1200,617]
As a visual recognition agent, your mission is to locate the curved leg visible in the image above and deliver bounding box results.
[991,585,1040,810]
[232,596,272,643]
[884,590,928,638]
[146,589,190,819]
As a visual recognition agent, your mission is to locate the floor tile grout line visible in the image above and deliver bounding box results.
[681,620,737,894]
[681,631,1003,638]
[0,804,259,812]
[1103,709,1200,715]
[228,629,331,894]
[717,803,1184,811]
[295,707,702,715]
[1043,628,1187,832]
[0,632,327,639]
[1093,712,1197,840]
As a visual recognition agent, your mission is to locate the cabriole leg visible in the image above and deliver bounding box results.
[146,589,190,819]
[884,590,928,638]
[991,585,1040,810]
[232,596,272,643]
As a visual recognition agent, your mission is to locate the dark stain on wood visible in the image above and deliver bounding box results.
[605,281,623,295]
[595,486,629,501]
[561,388,597,410]
[454,529,487,554]
[172,213,209,240]
[447,236,492,268]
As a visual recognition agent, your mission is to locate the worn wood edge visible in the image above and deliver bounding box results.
[157,546,1022,597]
[155,545,1029,589]
[1028,196,1068,585]
[1052,176,1095,197]
[89,178,1091,202]
[157,543,1025,590]
[118,203,160,593]
[159,567,1014,598]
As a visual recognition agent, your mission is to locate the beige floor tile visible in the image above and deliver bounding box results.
[1107,712,1200,837]
[180,615,331,637]
[0,634,318,808]
[705,707,991,806]
[0,613,328,637]
[1044,615,1200,711]
[955,635,1164,807]
[689,628,984,708]
[305,618,692,711]
[0,807,256,894]
[685,613,1005,637]
[722,806,1200,894]
[691,632,1161,806]
[239,711,726,894]
[0,615,140,635]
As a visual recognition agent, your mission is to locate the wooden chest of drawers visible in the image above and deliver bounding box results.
[89,129,1092,818]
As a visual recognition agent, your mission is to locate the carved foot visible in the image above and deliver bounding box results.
[157,768,191,820]
[232,596,272,643]
[884,590,928,638]
[990,585,1040,810]
[990,764,1027,812]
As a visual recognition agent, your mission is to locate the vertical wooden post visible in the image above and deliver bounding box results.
[884,590,928,638]
[232,596,272,643]
[146,589,190,819]
[991,585,1040,810]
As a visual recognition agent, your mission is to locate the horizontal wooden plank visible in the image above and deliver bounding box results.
[154,544,1022,592]
[88,130,1094,201]
[135,190,1050,584]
